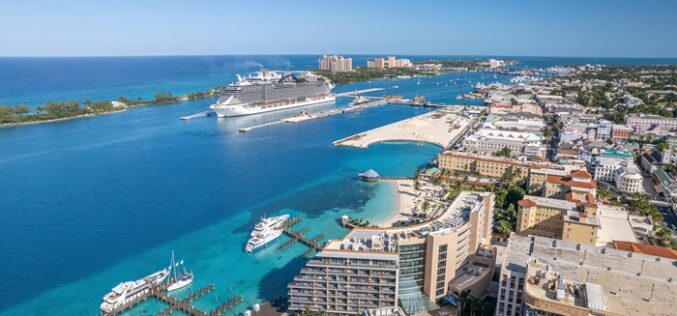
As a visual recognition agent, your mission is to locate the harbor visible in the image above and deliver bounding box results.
[103,282,242,316]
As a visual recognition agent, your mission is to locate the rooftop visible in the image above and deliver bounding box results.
[595,205,638,247]
[324,192,491,253]
[504,235,677,316]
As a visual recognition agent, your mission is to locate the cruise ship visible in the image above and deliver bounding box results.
[100,268,169,313]
[245,214,289,252]
[210,70,335,117]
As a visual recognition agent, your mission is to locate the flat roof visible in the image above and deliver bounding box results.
[504,235,677,316]
[595,205,638,247]
[520,195,576,210]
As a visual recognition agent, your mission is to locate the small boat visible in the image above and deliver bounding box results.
[167,251,193,292]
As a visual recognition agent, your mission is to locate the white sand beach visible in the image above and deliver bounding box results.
[333,109,471,148]
[376,179,419,227]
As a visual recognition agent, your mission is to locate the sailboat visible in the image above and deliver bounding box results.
[416,77,421,85]
[167,251,194,292]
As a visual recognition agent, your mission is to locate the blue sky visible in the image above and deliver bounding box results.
[1,0,675,57]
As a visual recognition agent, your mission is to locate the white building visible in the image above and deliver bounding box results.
[463,129,544,158]
[592,156,643,193]
[614,166,644,193]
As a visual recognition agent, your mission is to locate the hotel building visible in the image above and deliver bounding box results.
[518,170,601,245]
[496,234,677,316]
[516,195,600,246]
[288,192,495,315]
[438,151,530,181]
[366,56,413,69]
[319,55,353,72]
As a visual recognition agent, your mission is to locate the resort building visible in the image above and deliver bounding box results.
[624,113,677,132]
[288,192,495,315]
[437,151,530,181]
[496,234,677,316]
[366,56,413,69]
[319,54,353,72]
[516,195,600,246]
[462,129,544,158]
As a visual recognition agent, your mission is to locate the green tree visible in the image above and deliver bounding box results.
[495,147,511,157]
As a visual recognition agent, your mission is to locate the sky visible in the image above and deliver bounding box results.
[1,0,676,58]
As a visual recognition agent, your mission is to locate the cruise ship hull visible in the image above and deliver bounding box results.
[211,96,335,117]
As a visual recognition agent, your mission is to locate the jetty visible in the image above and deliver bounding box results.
[104,282,242,316]
[277,216,324,256]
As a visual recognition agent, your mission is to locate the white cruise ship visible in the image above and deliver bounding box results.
[245,214,289,252]
[210,70,334,117]
[100,268,169,313]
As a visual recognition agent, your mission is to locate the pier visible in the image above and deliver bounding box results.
[278,216,324,256]
[104,282,242,316]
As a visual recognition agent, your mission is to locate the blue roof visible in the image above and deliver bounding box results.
[358,169,380,178]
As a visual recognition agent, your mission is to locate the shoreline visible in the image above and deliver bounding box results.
[375,178,417,227]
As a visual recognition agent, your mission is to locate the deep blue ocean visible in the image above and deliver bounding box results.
[0,55,675,315]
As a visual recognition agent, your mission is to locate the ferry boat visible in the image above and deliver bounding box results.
[210,70,335,117]
[167,251,193,292]
[100,268,169,313]
[245,214,289,252]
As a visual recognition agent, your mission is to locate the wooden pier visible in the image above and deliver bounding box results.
[104,282,241,316]
[278,217,325,254]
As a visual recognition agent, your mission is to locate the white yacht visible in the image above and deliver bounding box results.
[100,268,169,313]
[245,214,289,252]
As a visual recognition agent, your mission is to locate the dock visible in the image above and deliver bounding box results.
[104,282,242,316]
[277,216,324,255]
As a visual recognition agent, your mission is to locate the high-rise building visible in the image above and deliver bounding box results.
[366,56,412,69]
[318,55,353,72]
[288,192,495,315]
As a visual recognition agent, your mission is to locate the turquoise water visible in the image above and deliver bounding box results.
[3,55,671,315]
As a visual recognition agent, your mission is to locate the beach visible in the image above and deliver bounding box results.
[376,179,418,227]
[333,109,471,148]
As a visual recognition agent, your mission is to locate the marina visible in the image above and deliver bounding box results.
[103,282,242,316]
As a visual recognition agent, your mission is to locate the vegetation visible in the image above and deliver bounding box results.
[0,100,122,124]
[492,170,526,236]
[457,291,496,316]
[346,218,374,228]
[627,194,675,248]
[494,147,512,157]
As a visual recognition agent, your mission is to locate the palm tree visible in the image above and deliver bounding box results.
[457,291,471,316]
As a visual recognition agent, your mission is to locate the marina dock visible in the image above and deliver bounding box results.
[278,216,324,256]
[104,282,242,316]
